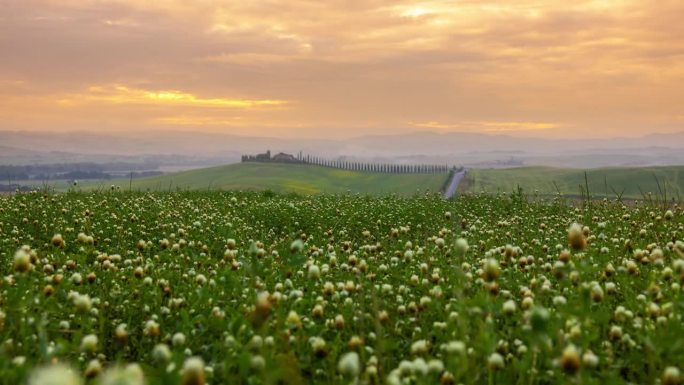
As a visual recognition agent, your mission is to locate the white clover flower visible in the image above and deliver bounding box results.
[590,284,604,302]
[567,223,586,250]
[181,357,205,385]
[250,355,266,372]
[454,238,469,256]
[115,323,128,342]
[662,366,681,385]
[84,359,102,378]
[71,273,83,285]
[483,259,500,281]
[502,300,517,315]
[582,351,599,368]
[51,233,65,248]
[560,344,580,374]
[338,352,361,378]
[398,360,414,376]
[286,310,302,328]
[73,294,92,313]
[28,364,82,385]
[427,359,444,374]
[410,339,429,355]
[59,320,70,330]
[412,358,428,375]
[80,334,98,353]
[521,296,534,310]
[443,340,466,355]
[144,320,160,336]
[310,337,327,356]
[152,344,172,362]
[487,352,505,370]
[172,332,186,347]
[248,335,263,351]
[290,239,304,253]
[307,264,321,279]
[13,248,32,272]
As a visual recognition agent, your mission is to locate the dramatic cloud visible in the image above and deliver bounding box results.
[1,0,682,138]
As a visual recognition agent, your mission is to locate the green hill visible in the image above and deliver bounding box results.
[81,162,448,196]
[25,163,684,200]
[462,166,684,199]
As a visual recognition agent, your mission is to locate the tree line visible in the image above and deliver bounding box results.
[243,152,459,174]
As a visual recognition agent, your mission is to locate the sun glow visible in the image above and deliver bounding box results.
[61,85,288,108]
[400,7,433,18]
[410,121,562,132]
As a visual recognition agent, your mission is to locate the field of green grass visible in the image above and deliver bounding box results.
[76,163,448,196]
[462,166,684,199]
[2,190,683,384]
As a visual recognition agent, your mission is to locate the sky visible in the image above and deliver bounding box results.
[1,0,683,139]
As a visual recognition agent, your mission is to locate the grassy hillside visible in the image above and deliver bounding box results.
[80,162,448,196]
[462,166,684,199]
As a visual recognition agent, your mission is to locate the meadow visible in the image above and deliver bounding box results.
[0,190,683,385]
[463,166,684,200]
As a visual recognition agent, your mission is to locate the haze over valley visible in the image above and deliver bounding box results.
[3,130,683,173]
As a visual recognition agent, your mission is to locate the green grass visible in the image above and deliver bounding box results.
[1,191,683,384]
[463,166,684,199]
[75,163,448,196]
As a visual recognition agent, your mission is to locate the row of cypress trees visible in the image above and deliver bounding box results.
[300,155,452,174]
[241,151,458,174]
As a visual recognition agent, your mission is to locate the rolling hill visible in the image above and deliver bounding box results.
[22,163,684,201]
[462,166,684,199]
[79,162,448,196]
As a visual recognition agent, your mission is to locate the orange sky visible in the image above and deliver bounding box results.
[1,0,683,139]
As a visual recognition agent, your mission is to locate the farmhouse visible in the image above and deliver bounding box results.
[242,150,302,163]
[255,150,271,161]
[272,152,298,162]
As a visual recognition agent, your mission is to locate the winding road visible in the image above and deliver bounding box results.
[443,168,466,199]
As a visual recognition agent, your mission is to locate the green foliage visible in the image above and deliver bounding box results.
[0,190,682,384]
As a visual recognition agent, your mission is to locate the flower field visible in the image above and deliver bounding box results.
[1,191,683,385]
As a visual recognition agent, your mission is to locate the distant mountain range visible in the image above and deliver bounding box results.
[1,130,683,168]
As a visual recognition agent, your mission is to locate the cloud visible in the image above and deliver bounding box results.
[479,121,564,132]
[58,84,288,109]
[0,0,682,138]
[410,120,563,133]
